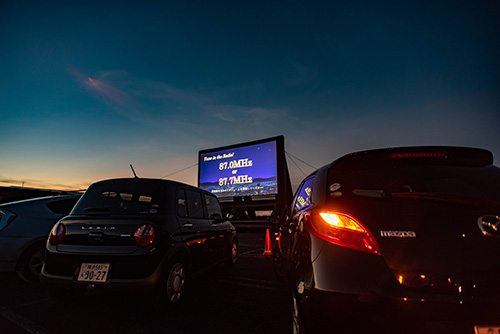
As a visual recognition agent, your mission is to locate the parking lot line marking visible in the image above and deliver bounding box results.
[222,276,282,288]
[0,307,49,334]
[135,326,183,334]
[214,277,283,292]
[9,299,51,310]
[240,248,264,255]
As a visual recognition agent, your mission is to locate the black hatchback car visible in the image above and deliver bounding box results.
[272,147,500,334]
[41,178,237,307]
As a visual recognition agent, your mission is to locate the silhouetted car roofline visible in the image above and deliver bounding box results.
[92,178,194,185]
[87,178,208,194]
[0,194,81,207]
[327,146,493,172]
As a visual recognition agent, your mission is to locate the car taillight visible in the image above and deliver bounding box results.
[133,224,156,247]
[306,211,381,255]
[49,222,66,245]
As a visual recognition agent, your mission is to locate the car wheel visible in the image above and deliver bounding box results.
[291,291,306,334]
[16,244,45,282]
[155,256,187,308]
[226,239,238,267]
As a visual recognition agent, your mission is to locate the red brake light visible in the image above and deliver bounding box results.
[134,224,156,247]
[49,222,66,245]
[306,211,381,255]
[389,152,446,159]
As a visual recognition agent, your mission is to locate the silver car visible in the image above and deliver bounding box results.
[0,195,81,281]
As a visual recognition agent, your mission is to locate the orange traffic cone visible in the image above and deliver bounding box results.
[262,228,272,256]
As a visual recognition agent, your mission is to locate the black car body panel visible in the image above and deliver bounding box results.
[274,147,500,333]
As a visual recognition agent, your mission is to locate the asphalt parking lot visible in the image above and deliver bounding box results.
[0,232,290,334]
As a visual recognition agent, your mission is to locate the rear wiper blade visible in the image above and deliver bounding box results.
[391,192,500,207]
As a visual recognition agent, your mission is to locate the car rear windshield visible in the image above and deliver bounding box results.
[72,182,166,215]
[327,165,500,206]
[45,196,80,214]
[0,208,16,232]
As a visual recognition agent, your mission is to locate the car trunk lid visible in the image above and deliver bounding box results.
[56,217,154,254]
[370,197,500,297]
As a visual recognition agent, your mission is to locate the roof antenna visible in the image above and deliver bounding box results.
[130,164,139,178]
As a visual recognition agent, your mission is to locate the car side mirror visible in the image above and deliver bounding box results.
[267,205,288,226]
[268,205,288,226]
[268,213,281,225]
[210,213,222,220]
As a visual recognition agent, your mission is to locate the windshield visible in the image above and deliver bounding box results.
[72,182,166,215]
[327,165,500,206]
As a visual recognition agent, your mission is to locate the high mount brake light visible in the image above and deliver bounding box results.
[134,224,156,247]
[306,211,381,255]
[389,152,446,159]
[49,222,66,245]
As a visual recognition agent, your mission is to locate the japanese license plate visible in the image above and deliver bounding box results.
[77,263,110,282]
[475,326,500,334]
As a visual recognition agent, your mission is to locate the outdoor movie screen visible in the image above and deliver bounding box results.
[199,140,278,198]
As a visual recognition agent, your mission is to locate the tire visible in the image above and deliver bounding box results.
[155,256,187,308]
[272,246,286,282]
[225,238,238,267]
[291,291,306,334]
[16,243,45,282]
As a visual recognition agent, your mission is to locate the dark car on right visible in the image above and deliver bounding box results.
[272,146,500,334]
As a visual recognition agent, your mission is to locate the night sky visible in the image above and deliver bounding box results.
[1,0,499,191]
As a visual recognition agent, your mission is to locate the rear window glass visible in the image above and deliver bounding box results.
[72,182,165,215]
[327,165,500,204]
[186,190,204,219]
[0,208,16,232]
[204,194,222,220]
[294,176,315,212]
[46,196,80,214]
[177,190,188,218]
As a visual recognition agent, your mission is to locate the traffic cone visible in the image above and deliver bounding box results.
[262,228,272,256]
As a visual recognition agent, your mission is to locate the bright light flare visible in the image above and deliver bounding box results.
[319,212,365,232]
[308,211,381,255]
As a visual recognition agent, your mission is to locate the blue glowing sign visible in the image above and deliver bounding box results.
[199,140,278,197]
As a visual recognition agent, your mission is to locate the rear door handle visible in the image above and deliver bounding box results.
[183,223,193,229]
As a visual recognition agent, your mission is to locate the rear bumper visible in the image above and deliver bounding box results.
[308,234,500,302]
[297,235,500,333]
[40,262,162,294]
[298,289,500,334]
[40,247,168,294]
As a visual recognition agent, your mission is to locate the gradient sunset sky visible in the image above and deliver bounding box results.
[1,0,499,191]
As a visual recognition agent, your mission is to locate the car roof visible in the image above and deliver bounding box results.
[303,146,494,206]
[0,194,81,207]
[327,146,493,172]
[89,178,210,194]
